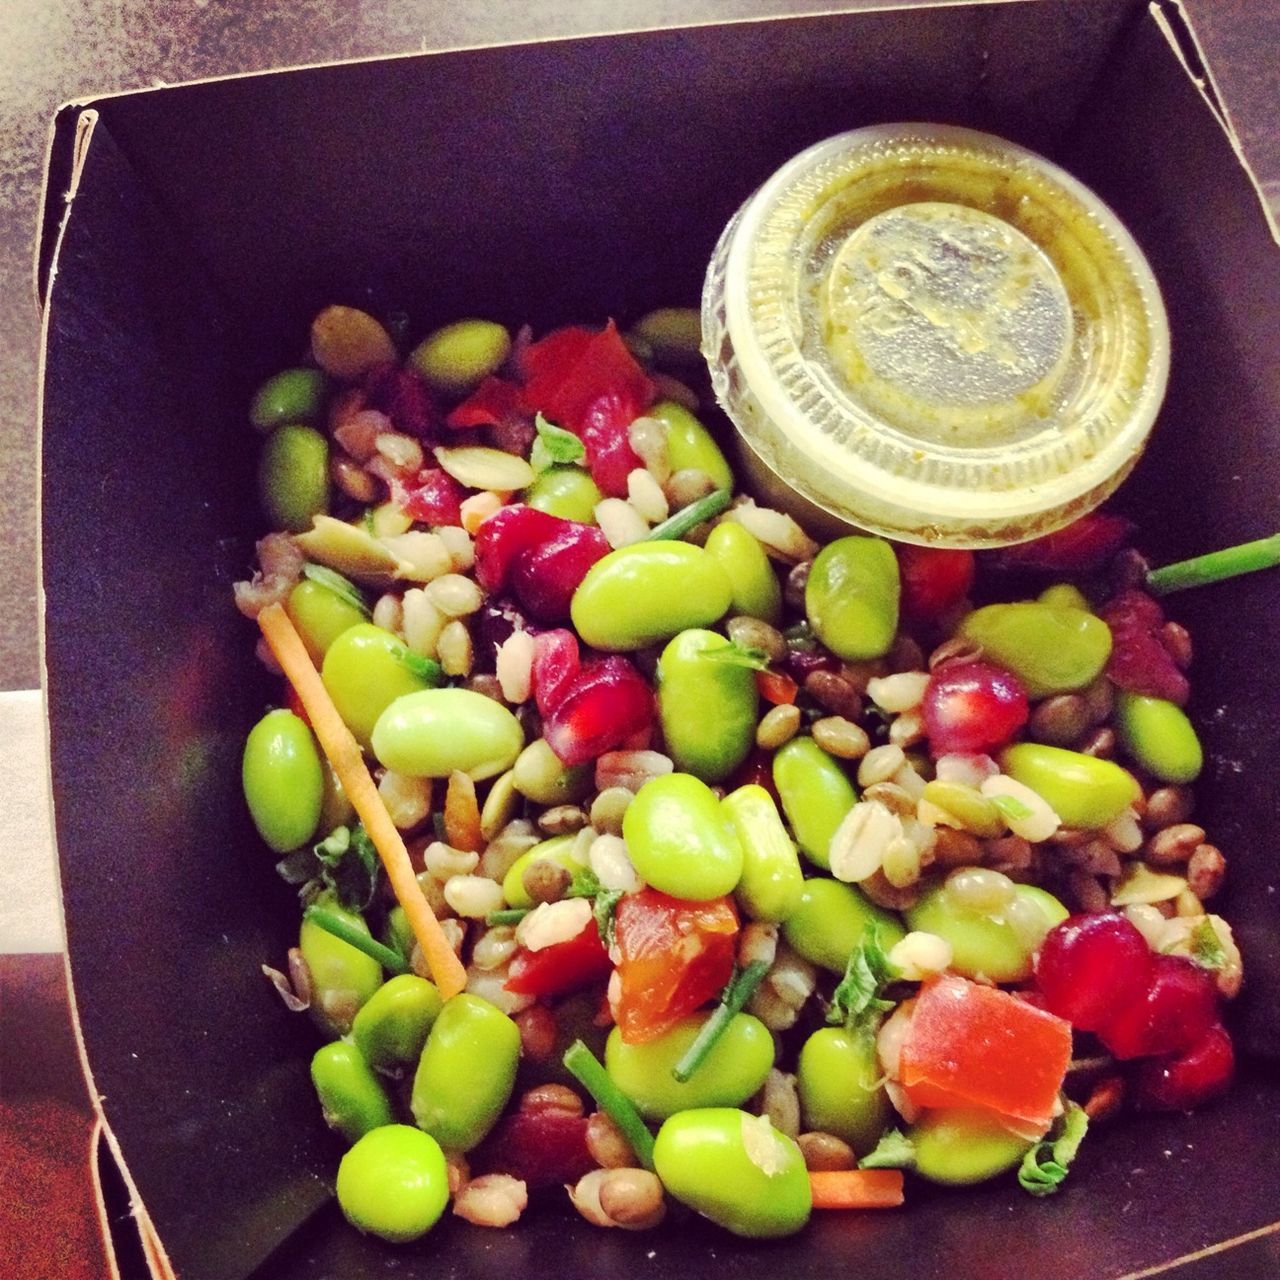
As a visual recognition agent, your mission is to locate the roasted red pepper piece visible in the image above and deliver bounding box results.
[505,918,612,998]
[613,889,738,1044]
[446,375,525,430]
[519,322,654,497]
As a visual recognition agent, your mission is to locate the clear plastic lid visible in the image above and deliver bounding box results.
[703,124,1170,547]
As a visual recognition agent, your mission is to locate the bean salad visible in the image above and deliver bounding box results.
[237,303,1243,1242]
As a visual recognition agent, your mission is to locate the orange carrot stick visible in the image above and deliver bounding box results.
[258,603,467,999]
[808,1169,905,1210]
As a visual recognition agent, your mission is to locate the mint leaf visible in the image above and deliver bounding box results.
[859,1129,917,1171]
[568,866,603,899]
[312,823,380,911]
[301,562,371,617]
[1018,1101,1089,1197]
[1188,917,1227,971]
[593,889,623,950]
[531,412,586,471]
[990,793,1033,822]
[698,640,772,672]
[827,923,899,1036]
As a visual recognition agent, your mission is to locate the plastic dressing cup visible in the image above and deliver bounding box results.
[702,124,1170,547]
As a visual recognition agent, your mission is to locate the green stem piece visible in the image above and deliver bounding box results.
[562,1039,656,1170]
[672,959,770,1084]
[645,489,733,542]
[1146,533,1280,596]
[486,908,530,927]
[304,905,409,975]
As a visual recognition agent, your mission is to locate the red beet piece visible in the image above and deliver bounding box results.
[1134,1023,1234,1111]
[922,660,1030,754]
[399,467,465,526]
[1033,912,1153,1032]
[532,629,581,717]
[991,512,1134,575]
[1098,953,1219,1061]
[474,1108,595,1190]
[509,523,611,623]
[543,656,655,766]
[473,505,566,591]
[363,362,440,440]
[1098,588,1191,705]
[897,545,975,625]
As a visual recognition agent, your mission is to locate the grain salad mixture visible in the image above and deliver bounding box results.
[236,303,1243,1243]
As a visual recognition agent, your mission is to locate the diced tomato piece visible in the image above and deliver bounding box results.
[613,889,738,1044]
[399,467,465,526]
[898,973,1072,1129]
[446,375,525,430]
[504,918,612,998]
[991,512,1134,575]
[897,545,975,625]
[756,668,798,705]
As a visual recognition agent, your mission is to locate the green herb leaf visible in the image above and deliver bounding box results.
[487,907,530,927]
[567,866,603,899]
[593,889,623,950]
[698,640,772,672]
[990,793,1033,822]
[1018,1100,1089,1197]
[397,645,444,685]
[301,562,371,616]
[827,922,899,1037]
[530,412,586,471]
[312,823,381,911]
[859,1129,917,1171]
[1188,918,1227,972]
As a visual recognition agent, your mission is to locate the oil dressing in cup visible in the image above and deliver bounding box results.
[703,124,1170,547]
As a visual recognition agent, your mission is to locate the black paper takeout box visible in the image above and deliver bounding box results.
[37,2,1280,1277]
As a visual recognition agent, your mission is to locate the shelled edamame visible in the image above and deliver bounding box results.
[237,303,1242,1248]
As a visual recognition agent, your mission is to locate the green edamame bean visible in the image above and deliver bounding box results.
[658,629,758,783]
[511,738,592,805]
[337,1124,449,1242]
[805,536,899,661]
[605,1013,773,1121]
[722,785,804,922]
[1038,582,1091,612]
[300,898,384,1036]
[411,994,520,1151]
[703,523,782,625]
[311,1041,394,1142]
[649,401,733,490]
[409,319,511,396]
[772,737,857,870]
[524,466,602,523]
[571,542,732,651]
[958,602,1111,698]
[352,974,443,1071]
[501,835,579,909]
[259,423,330,533]
[906,880,1068,983]
[286,578,367,663]
[781,878,905,974]
[653,1108,811,1238]
[321,623,438,748]
[371,687,524,780]
[250,367,328,431]
[1001,742,1141,828]
[623,773,743,900]
[242,709,324,852]
[908,1108,1033,1185]
[796,1027,890,1155]
[631,308,703,365]
[1115,691,1203,784]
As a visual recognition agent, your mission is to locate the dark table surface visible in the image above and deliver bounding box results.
[3,3,1279,1277]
